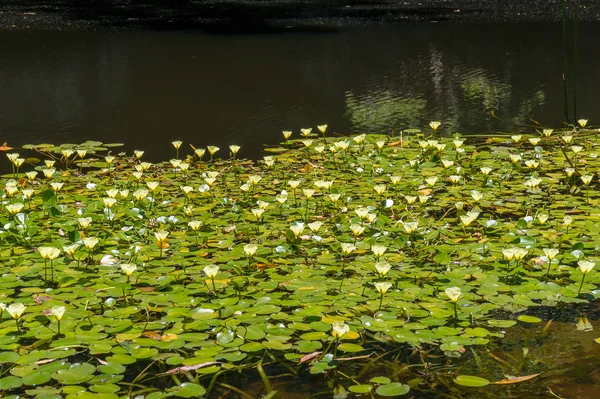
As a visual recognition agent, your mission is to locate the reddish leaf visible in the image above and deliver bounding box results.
[300,351,323,363]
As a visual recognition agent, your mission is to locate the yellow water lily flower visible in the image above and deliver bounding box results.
[445,287,461,302]
[371,244,387,257]
[340,243,356,255]
[38,247,60,260]
[374,282,392,294]
[7,303,26,319]
[429,121,441,131]
[375,261,391,276]
[578,260,595,274]
[289,223,305,238]
[300,128,312,137]
[51,306,66,321]
[203,264,219,278]
[121,263,137,276]
[331,322,349,338]
[6,203,24,214]
[243,244,258,256]
[82,237,99,249]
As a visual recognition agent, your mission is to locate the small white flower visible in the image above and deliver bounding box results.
[100,254,118,266]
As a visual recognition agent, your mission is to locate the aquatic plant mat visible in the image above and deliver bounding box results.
[1,126,599,398]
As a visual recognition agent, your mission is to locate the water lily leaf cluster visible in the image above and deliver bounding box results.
[0,126,598,397]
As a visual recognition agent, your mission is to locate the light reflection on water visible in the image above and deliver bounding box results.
[1,23,599,162]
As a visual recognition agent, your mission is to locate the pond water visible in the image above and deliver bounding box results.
[1,23,600,162]
[2,22,600,399]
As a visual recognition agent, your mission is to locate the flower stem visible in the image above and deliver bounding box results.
[577,274,587,295]
[453,302,458,320]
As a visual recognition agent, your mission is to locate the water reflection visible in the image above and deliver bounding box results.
[1,24,599,161]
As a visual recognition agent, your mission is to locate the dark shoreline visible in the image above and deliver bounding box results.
[1,0,600,32]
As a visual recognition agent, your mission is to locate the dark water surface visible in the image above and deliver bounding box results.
[1,23,600,161]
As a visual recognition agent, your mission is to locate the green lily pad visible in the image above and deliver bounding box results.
[517,315,542,323]
[338,343,364,353]
[453,375,491,387]
[51,363,96,385]
[0,376,23,389]
[375,383,411,396]
[0,352,20,363]
[22,372,52,386]
[169,383,207,398]
[348,384,372,393]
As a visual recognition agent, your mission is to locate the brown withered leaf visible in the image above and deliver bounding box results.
[0,142,14,151]
[166,362,221,374]
[142,331,163,341]
[300,351,322,363]
[492,373,541,385]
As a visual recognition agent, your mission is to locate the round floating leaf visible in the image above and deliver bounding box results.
[517,315,542,323]
[464,328,489,337]
[51,363,96,384]
[487,320,517,328]
[338,343,364,353]
[0,376,22,389]
[370,376,391,384]
[131,347,159,359]
[89,383,121,393]
[22,372,52,386]
[453,375,491,387]
[104,354,136,365]
[0,352,20,363]
[240,342,264,353]
[171,382,207,398]
[297,341,322,353]
[216,330,235,345]
[375,382,410,396]
[98,363,126,374]
[348,384,372,393]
